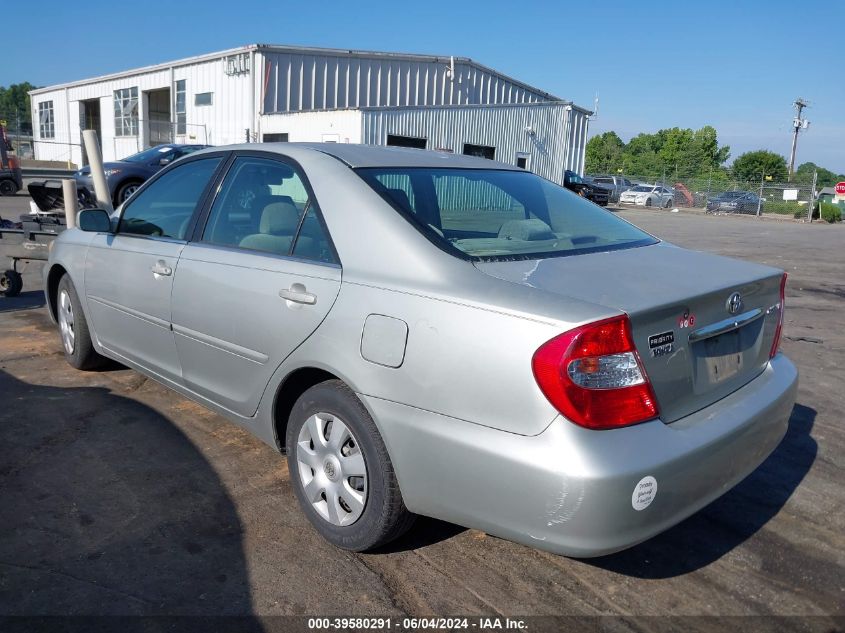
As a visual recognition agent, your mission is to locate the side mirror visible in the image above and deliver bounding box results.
[158,157,171,166]
[77,208,112,233]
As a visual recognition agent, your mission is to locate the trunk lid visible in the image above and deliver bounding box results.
[475,242,784,423]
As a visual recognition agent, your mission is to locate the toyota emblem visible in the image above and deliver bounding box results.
[726,292,743,315]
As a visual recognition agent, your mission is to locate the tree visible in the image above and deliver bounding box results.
[586,125,731,181]
[585,131,625,173]
[731,150,788,183]
[0,82,37,134]
[794,162,845,188]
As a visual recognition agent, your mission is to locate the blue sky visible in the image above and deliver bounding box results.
[5,0,843,172]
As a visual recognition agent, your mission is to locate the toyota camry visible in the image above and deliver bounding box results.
[44,144,797,556]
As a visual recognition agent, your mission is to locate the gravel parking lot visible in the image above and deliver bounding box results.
[0,193,842,626]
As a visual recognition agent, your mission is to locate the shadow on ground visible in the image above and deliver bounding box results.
[589,403,817,578]
[0,290,46,313]
[0,370,262,625]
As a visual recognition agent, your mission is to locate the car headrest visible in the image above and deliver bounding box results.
[260,201,300,235]
[386,188,412,211]
[498,219,555,241]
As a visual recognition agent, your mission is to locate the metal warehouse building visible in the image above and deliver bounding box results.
[29,44,591,183]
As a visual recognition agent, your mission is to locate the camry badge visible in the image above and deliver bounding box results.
[727,292,743,315]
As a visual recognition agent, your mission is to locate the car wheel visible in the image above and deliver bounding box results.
[0,179,16,196]
[664,199,672,208]
[0,269,23,297]
[115,180,143,205]
[645,198,653,207]
[286,380,415,551]
[56,274,107,370]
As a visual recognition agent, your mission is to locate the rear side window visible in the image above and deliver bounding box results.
[119,157,221,239]
[357,168,656,260]
[202,156,336,263]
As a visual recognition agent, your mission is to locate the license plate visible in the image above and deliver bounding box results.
[703,332,744,383]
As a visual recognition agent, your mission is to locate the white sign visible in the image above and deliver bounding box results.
[783,189,799,201]
[631,475,657,511]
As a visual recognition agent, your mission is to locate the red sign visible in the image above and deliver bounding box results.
[835,182,845,195]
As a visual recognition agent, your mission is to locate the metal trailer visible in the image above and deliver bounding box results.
[0,217,65,296]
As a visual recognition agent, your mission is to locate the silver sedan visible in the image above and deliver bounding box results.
[44,144,797,556]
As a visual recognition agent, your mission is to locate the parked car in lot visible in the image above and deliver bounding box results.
[586,174,635,203]
[74,144,209,205]
[44,144,797,557]
[706,190,763,214]
[619,184,675,208]
[564,170,610,206]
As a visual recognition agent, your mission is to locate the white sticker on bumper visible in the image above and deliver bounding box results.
[632,475,657,511]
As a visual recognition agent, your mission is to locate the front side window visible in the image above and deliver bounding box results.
[357,168,657,260]
[202,156,336,263]
[119,157,221,239]
[38,101,54,139]
[114,87,139,137]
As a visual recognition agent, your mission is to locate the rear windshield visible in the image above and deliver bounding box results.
[356,168,657,261]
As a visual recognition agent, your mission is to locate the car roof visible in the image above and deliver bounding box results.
[190,143,522,170]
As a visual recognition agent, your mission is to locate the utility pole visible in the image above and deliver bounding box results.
[788,97,810,181]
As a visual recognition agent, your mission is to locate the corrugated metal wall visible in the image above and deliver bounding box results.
[359,103,590,184]
[259,51,551,113]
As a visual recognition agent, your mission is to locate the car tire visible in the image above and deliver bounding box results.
[0,179,17,196]
[645,198,652,207]
[664,199,672,208]
[286,379,415,551]
[0,269,23,297]
[56,274,107,370]
[114,180,143,205]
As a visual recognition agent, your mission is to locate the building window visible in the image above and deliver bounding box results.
[38,101,55,139]
[463,143,495,160]
[114,87,139,136]
[516,153,530,169]
[386,134,426,149]
[175,80,186,134]
[195,92,213,106]
[262,133,289,142]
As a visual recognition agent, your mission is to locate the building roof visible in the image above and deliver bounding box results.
[29,44,561,101]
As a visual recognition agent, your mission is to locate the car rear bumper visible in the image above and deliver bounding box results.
[362,354,797,557]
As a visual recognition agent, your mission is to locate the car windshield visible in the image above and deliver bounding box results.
[594,178,613,184]
[356,168,657,261]
[630,185,653,192]
[567,171,584,185]
[720,191,747,199]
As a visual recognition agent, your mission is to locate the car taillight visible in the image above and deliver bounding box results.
[532,315,659,430]
[769,273,787,359]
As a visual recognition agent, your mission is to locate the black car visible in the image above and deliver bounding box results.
[564,170,610,206]
[74,144,209,205]
[706,190,762,214]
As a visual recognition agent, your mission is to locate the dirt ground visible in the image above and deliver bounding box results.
[0,193,843,627]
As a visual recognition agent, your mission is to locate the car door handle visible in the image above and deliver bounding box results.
[279,283,316,305]
[151,260,172,277]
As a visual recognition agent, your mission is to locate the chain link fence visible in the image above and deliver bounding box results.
[591,169,818,220]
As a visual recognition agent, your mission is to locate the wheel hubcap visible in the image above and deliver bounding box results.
[121,184,139,202]
[58,289,75,354]
[296,412,368,526]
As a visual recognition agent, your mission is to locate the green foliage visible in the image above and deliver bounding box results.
[585,126,730,180]
[764,200,804,215]
[731,150,788,182]
[820,202,842,223]
[585,132,625,174]
[794,162,845,188]
[0,83,37,132]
